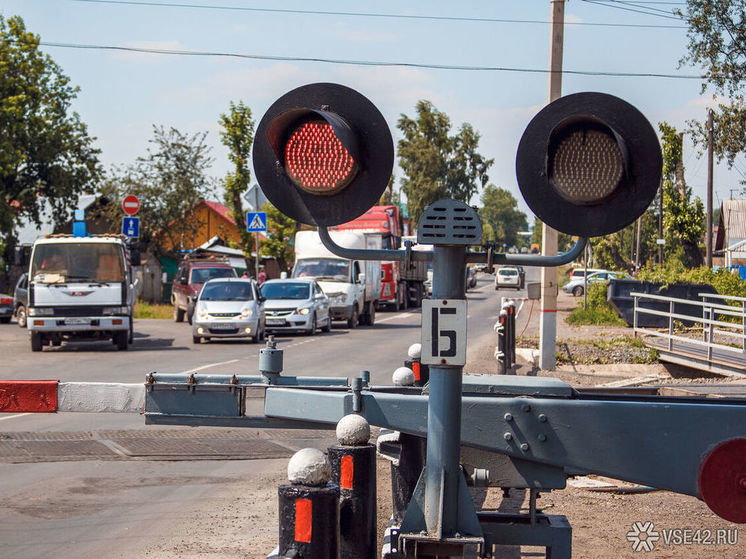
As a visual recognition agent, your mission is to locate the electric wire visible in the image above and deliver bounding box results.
[68,0,687,29]
[580,0,683,20]
[29,39,703,80]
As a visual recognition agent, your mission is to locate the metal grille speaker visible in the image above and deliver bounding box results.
[416,199,482,246]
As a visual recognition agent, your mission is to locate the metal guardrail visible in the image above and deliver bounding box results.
[632,291,746,373]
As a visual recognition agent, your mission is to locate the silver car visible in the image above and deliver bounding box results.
[192,278,265,344]
[260,279,331,335]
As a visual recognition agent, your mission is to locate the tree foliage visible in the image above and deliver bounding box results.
[679,1,746,179]
[219,101,255,268]
[659,122,705,267]
[0,15,101,255]
[98,126,215,254]
[478,185,527,248]
[260,202,298,273]
[397,101,493,225]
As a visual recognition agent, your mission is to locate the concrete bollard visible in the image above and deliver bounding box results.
[276,448,338,559]
[328,414,376,559]
[405,342,429,386]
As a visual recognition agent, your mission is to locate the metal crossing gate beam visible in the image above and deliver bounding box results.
[0,381,145,414]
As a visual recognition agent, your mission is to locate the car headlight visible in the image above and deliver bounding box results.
[196,303,208,319]
[298,307,311,315]
[241,308,253,317]
[102,306,129,316]
[28,307,53,316]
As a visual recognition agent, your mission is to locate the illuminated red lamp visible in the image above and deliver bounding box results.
[284,119,358,194]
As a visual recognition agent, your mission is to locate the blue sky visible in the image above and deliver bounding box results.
[2,0,740,220]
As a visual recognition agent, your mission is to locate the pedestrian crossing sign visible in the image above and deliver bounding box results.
[246,211,267,232]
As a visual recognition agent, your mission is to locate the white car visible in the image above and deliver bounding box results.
[495,267,521,290]
[261,279,331,335]
[192,278,265,344]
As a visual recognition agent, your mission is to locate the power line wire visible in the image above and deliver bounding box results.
[68,0,687,29]
[580,0,683,20]
[33,39,703,79]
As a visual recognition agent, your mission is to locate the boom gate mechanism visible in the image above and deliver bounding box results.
[142,84,745,558]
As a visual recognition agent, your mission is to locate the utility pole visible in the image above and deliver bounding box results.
[658,179,664,265]
[706,109,714,268]
[539,0,565,371]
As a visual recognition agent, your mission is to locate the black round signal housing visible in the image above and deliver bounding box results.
[516,92,662,238]
[253,83,394,226]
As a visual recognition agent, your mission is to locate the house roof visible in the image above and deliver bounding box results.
[16,194,99,246]
[202,200,235,224]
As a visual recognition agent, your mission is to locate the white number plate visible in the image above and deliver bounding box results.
[64,317,90,325]
[266,319,286,326]
[421,299,467,366]
[211,323,236,330]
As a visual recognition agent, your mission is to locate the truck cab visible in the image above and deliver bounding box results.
[26,235,138,351]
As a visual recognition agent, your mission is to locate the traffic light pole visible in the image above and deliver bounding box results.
[424,245,468,537]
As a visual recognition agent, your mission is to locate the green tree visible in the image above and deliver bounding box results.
[0,15,101,257]
[659,122,705,267]
[397,100,492,225]
[679,1,746,182]
[261,202,298,273]
[530,216,574,254]
[219,101,255,270]
[98,126,215,254]
[479,185,527,249]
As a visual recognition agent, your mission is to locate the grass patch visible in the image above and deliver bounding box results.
[566,283,626,326]
[556,336,659,364]
[135,300,173,319]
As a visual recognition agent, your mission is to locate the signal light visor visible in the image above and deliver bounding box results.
[284,119,359,194]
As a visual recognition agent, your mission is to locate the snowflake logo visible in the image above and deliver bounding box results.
[627,521,660,552]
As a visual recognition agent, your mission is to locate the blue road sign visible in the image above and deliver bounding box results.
[246,211,267,232]
[122,216,140,238]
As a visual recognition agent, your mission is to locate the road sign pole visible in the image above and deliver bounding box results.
[424,244,467,536]
[255,189,260,278]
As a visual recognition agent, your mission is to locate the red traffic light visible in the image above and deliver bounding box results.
[516,92,662,238]
[254,83,393,226]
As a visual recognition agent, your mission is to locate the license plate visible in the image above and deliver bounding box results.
[266,319,286,326]
[211,323,236,330]
[64,317,90,325]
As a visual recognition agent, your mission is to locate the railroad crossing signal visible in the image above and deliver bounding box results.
[253,83,394,226]
[246,211,267,232]
[122,216,140,238]
[516,92,662,238]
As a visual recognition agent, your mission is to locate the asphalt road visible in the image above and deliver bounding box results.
[0,272,537,558]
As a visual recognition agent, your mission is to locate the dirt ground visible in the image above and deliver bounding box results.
[137,290,746,558]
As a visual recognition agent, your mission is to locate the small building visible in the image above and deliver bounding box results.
[714,199,746,266]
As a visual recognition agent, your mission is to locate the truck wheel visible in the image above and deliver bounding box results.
[114,331,128,351]
[16,305,26,328]
[30,332,42,352]
[192,336,201,344]
[174,305,185,322]
[347,306,358,329]
[367,302,376,326]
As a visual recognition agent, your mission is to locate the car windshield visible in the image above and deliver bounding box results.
[200,282,254,301]
[31,243,124,283]
[293,258,349,281]
[190,268,235,284]
[261,282,310,300]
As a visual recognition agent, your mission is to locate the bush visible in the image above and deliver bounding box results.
[566,283,627,326]
[637,262,746,298]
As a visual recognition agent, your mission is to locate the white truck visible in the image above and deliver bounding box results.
[292,230,381,327]
[26,235,139,351]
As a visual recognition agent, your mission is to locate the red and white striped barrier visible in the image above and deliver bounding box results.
[0,381,144,414]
